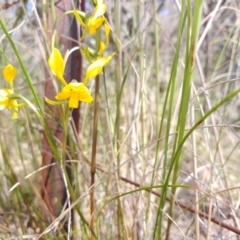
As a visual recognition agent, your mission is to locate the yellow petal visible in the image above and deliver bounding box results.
[12,109,18,119]
[98,41,106,55]
[2,64,16,83]
[55,82,93,108]
[10,100,18,119]
[0,88,9,97]
[93,3,107,19]
[8,99,18,109]
[84,55,113,84]
[48,48,67,85]
[81,94,93,103]
[85,64,103,81]
[97,0,103,5]
[0,88,18,118]
[0,103,6,110]
[89,17,105,35]
[69,94,79,108]
[12,104,18,119]
[45,97,64,105]
[55,91,71,100]
[77,87,94,103]
[105,23,111,45]
[0,91,8,110]
[0,89,12,110]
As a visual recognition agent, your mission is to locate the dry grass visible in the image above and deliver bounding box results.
[1,0,240,239]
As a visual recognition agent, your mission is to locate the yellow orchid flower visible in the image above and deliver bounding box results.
[88,16,106,35]
[0,88,18,119]
[84,55,113,84]
[48,48,93,108]
[2,64,16,84]
[1,64,19,118]
[68,2,111,55]
[71,0,107,35]
[88,1,107,35]
[66,9,100,37]
[55,80,93,108]
[48,48,67,85]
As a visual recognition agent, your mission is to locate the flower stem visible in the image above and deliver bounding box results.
[90,74,99,240]
[61,105,72,239]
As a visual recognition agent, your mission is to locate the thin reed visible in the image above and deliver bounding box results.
[0,1,240,239]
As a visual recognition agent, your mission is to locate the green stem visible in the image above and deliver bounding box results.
[61,105,72,238]
[113,0,125,239]
[90,25,101,240]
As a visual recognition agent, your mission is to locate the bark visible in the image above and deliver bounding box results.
[41,0,84,234]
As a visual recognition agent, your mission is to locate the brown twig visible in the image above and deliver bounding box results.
[120,176,240,236]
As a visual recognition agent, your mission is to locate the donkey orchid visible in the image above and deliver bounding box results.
[48,48,93,108]
[55,80,93,108]
[0,65,18,119]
